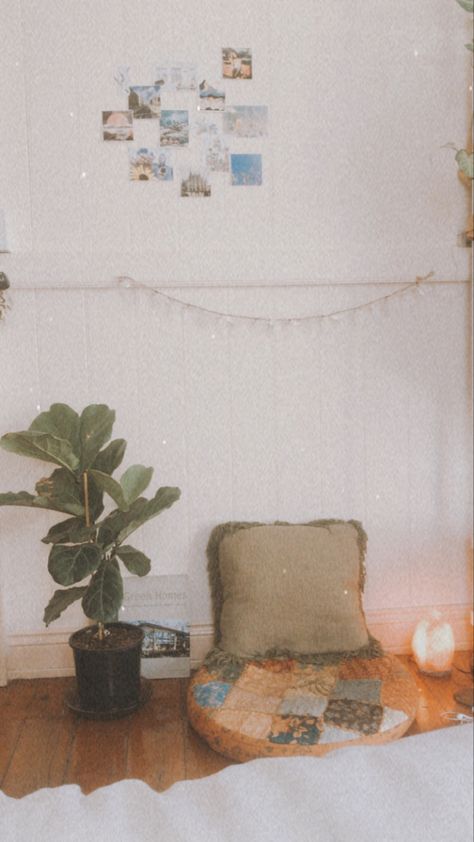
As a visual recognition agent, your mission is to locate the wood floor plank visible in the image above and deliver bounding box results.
[127,717,186,791]
[64,717,130,794]
[27,677,75,719]
[1,718,75,798]
[401,655,471,733]
[0,719,23,784]
[140,678,187,723]
[0,679,37,719]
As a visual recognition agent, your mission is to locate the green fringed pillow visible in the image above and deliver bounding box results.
[207,519,377,660]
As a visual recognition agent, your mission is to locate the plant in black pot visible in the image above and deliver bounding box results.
[0,403,181,717]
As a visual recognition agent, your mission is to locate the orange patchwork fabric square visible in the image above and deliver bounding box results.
[223,686,282,713]
[293,664,339,696]
[235,663,295,697]
[213,709,273,740]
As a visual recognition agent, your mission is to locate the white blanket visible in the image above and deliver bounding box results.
[1,725,472,842]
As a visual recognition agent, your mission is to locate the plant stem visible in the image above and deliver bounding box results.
[82,471,91,528]
[83,470,104,638]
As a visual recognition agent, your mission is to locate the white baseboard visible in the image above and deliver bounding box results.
[3,603,472,683]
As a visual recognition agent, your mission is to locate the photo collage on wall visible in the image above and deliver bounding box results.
[102,48,266,196]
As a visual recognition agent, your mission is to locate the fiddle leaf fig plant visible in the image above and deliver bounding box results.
[0,403,181,637]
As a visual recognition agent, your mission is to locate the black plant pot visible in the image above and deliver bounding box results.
[68,622,146,719]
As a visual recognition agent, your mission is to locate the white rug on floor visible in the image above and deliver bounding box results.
[1,724,472,842]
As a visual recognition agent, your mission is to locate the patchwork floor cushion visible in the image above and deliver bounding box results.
[188,519,418,761]
[187,652,419,762]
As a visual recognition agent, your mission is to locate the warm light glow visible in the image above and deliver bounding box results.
[411,612,455,676]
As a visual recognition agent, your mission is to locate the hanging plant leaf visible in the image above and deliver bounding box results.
[92,439,127,475]
[48,543,102,586]
[29,403,81,458]
[0,431,80,472]
[116,545,151,576]
[82,559,123,623]
[35,468,84,517]
[41,516,95,545]
[79,405,115,471]
[455,149,474,178]
[43,586,88,626]
[455,0,473,12]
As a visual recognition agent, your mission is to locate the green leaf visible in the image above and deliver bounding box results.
[120,465,153,505]
[465,42,474,51]
[43,586,88,626]
[92,439,126,475]
[455,149,474,178]
[79,405,115,471]
[41,517,95,545]
[116,545,151,576]
[83,473,104,522]
[35,468,85,517]
[0,490,82,517]
[98,486,181,547]
[0,431,80,472]
[0,491,38,507]
[455,0,473,12]
[89,465,154,511]
[48,543,102,586]
[29,404,81,457]
[89,469,128,510]
[82,559,123,623]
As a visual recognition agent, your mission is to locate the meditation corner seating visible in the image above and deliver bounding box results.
[187,519,418,761]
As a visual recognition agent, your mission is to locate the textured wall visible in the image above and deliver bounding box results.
[0,282,471,639]
[0,0,471,284]
[0,1,472,664]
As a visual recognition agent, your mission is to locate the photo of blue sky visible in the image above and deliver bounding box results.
[231,154,262,186]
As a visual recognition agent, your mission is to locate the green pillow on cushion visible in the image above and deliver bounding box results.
[207,519,375,660]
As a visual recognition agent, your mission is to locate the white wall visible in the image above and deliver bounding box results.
[0,0,472,679]
[0,0,471,284]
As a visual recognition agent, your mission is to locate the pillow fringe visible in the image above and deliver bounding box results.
[204,633,384,671]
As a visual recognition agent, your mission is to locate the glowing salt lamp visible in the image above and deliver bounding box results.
[411,611,455,677]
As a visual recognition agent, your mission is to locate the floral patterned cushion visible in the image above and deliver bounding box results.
[187,653,418,761]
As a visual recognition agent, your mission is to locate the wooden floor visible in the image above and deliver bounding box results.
[0,652,472,800]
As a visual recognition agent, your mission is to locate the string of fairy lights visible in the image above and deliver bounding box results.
[115,271,440,323]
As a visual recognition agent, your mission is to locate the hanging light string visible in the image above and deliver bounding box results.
[115,271,442,323]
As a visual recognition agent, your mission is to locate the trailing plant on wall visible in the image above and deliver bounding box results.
[449,0,473,180]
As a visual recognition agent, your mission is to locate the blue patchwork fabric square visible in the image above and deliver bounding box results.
[193,681,232,709]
